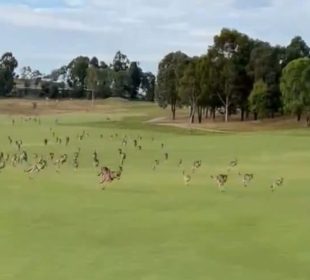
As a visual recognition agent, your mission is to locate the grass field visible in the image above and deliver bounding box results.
[0,100,310,280]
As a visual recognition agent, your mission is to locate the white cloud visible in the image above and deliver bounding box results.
[0,4,121,33]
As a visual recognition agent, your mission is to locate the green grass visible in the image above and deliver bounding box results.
[0,103,310,280]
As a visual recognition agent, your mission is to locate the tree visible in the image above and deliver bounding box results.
[67,56,90,97]
[128,62,142,99]
[284,36,310,66]
[179,58,200,123]
[281,58,310,120]
[156,51,190,120]
[31,70,42,79]
[247,42,284,117]
[249,80,268,120]
[96,68,113,98]
[112,51,130,72]
[100,61,108,69]
[111,70,131,98]
[205,47,230,122]
[0,52,18,96]
[85,66,98,105]
[141,72,156,101]
[209,28,254,122]
[195,55,220,120]
[301,66,310,126]
[41,80,64,99]
[0,52,18,73]
[229,34,254,121]
[280,58,310,121]
[90,57,99,68]
[20,66,33,79]
[47,66,68,82]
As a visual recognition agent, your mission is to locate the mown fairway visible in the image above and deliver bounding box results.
[0,101,310,280]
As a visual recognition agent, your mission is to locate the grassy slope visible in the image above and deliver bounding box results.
[0,102,310,280]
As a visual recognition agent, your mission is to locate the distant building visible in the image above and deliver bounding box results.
[13,78,43,97]
[12,78,70,98]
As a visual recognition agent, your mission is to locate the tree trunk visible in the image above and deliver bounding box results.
[205,107,209,119]
[190,102,196,124]
[171,104,176,120]
[241,108,245,122]
[212,108,216,120]
[92,90,95,106]
[297,113,301,122]
[254,112,258,121]
[307,116,310,127]
[198,107,202,123]
[189,106,193,118]
[191,114,195,124]
[246,110,250,120]
[224,96,229,122]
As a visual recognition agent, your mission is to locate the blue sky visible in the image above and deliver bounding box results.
[0,0,309,74]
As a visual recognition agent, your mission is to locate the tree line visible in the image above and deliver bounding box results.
[156,28,310,123]
[1,28,310,123]
[0,51,155,102]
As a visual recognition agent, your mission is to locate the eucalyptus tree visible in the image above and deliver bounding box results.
[111,70,131,98]
[283,36,310,67]
[96,67,113,98]
[48,66,68,82]
[208,28,254,122]
[247,42,284,117]
[141,72,156,101]
[90,56,99,68]
[85,65,99,105]
[179,57,200,123]
[67,56,90,98]
[280,58,310,121]
[128,62,142,99]
[0,52,18,96]
[112,51,130,72]
[249,80,269,120]
[156,51,190,120]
